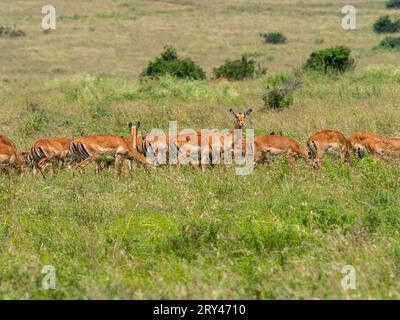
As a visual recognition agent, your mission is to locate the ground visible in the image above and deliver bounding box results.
[0,0,400,299]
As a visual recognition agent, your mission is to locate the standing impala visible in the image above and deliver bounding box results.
[141,108,253,167]
[70,122,148,174]
[31,138,73,175]
[211,108,252,161]
[307,130,350,168]
[172,108,253,167]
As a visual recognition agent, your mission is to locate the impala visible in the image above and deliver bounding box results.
[0,144,23,174]
[31,138,73,175]
[178,108,253,165]
[307,130,350,168]
[347,132,400,158]
[252,134,307,164]
[142,108,253,167]
[0,134,16,149]
[70,122,148,174]
[18,151,33,170]
[348,132,400,159]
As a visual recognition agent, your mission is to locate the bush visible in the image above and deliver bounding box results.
[213,56,260,80]
[0,25,25,38]
[141,46,206,80]
[376,36,400,49]
[20,104,48,135]
[304,46,355,74]
[260,32,287,44]
[262,73,301,110]
[373,15,400,33]
[386,0,400,9]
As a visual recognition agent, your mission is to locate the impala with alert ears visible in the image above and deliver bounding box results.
[176,108,253,167]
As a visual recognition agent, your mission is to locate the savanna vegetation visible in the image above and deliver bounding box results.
[1,0,400,299]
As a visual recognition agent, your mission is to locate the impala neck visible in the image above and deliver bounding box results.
[129,125,138,149]
[231,126,244,145]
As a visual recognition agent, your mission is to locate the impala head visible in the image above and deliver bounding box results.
[18,151,32,169]
[14,152,26,174]
[229,108,252,129]
[347,137,361,158]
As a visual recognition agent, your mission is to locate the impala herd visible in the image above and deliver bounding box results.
[0,108,399,176]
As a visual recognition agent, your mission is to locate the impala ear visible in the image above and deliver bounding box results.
[136,121,141,128]
[128,122,133,129]
[244,108,252,117]
[229,108,237,118]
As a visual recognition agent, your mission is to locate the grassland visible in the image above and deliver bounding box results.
[1,0,400,299]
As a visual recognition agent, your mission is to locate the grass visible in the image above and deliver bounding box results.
[1,0,400,299]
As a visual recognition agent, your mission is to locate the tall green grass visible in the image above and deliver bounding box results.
[1,60,400,299]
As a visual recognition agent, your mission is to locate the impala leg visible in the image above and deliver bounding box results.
[342,150,351,164]
[312,158,321,169]
[37,159,49,176]
[123,159,131,175]
[114,155,123,176]
[253,150,263,165]
[287,151,296,165]
[75,157,94,173]
[32,163,40,176]
[312,147,325,168]
[95,160,106,174]
[48,162,55,175]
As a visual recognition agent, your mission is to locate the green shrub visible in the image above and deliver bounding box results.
[376,36,400,49]
[20,104,48,135]
[373,15,400,33]
[262,73,301,110]
[260,32,287,44]
[386,0,400,9]
[141,46,206,80]
[0,25,25,38]
[213,56,260,80]
[304,46,355,74]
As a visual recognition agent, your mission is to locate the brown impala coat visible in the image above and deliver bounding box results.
[31,138,73,175]
[0,135,16,149]
[0,144,23,174]
[348,132,400,158]
[253,134,307,164]
[307,130,350,168]
[70,122,147,173]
